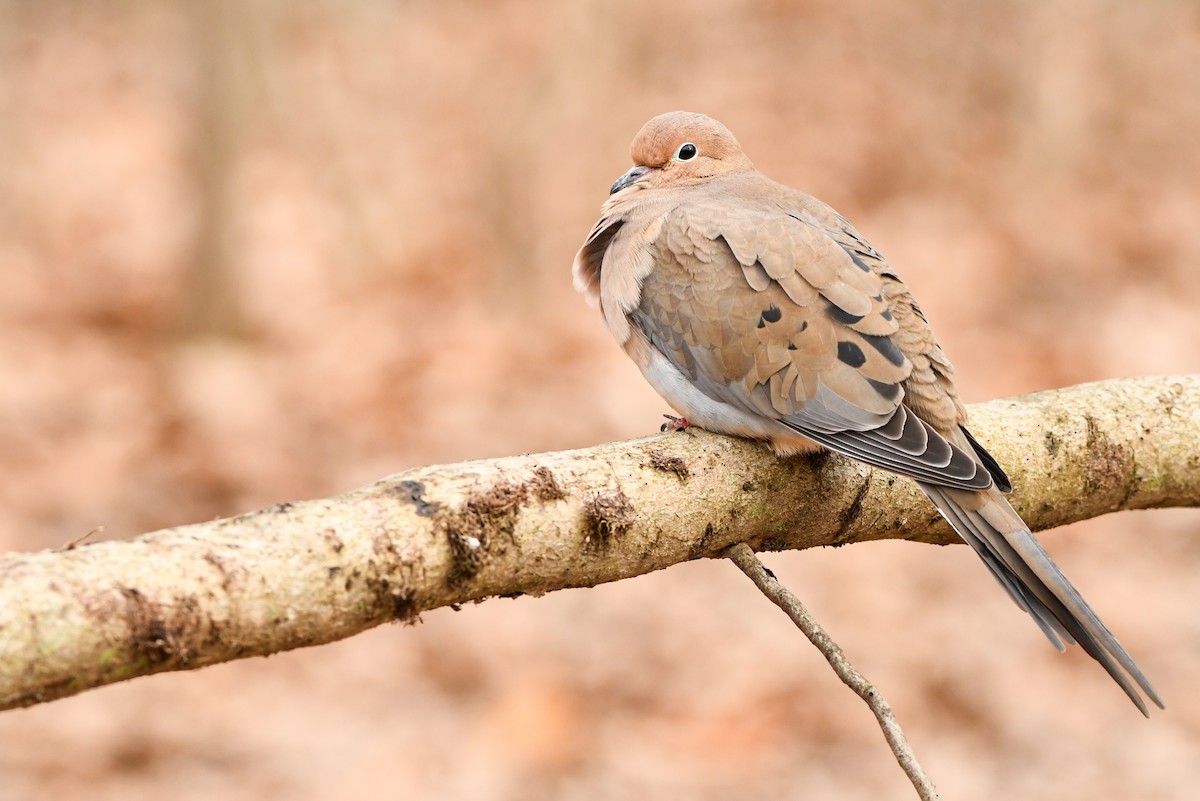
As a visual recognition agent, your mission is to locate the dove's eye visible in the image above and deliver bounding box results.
[675,143,698,161]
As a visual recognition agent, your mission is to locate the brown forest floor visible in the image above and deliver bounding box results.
[1,2,1198,800]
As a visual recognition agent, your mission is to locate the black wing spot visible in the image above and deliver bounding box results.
[787,343,797,350]
[837,341,867,368]
[880,309,893,321]
[799,320,808,332]
[842,245,873,272]
[760,306,782,324]
[862,334,906,367]
[826,303,865,326]
[868,379,903,403]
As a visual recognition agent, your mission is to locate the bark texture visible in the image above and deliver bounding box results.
[1,374,1197,710]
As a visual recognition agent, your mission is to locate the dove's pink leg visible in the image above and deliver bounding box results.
[660,415,693,432]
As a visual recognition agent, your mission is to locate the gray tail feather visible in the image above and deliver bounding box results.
[919,482,1164,717]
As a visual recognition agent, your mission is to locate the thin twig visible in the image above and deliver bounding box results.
[726,542,939,801]
[63,525,105,550]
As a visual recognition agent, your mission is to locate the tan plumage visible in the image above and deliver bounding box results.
[574,111,1162,715]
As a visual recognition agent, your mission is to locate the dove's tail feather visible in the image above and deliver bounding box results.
[918,482,1163,716]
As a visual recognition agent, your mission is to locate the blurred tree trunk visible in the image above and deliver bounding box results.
[184,0,258,338]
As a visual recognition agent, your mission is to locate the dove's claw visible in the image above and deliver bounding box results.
[660,415,693,433]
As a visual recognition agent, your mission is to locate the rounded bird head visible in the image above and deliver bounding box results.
[609,111,754,195]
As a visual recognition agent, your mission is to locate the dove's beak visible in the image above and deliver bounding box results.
[610,165,651,195]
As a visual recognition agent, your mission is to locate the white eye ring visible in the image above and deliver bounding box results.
[674,142,698,161]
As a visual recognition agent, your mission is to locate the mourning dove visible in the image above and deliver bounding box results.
[573,111,1162,715]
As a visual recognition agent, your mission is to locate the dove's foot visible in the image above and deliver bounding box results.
[660,415,694,433]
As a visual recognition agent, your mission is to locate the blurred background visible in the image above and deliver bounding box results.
[1,0,1198,798]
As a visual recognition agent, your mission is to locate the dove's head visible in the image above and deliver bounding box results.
[609,111,754,195]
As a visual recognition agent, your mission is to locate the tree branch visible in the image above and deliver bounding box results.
[1,375,1198,710]
[727,543,939,801]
